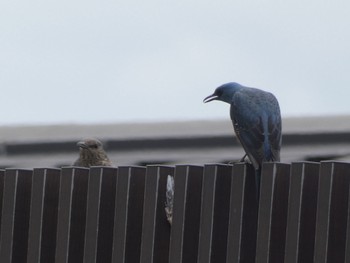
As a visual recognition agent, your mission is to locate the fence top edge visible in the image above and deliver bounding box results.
[6,161,350,171]
[261,162,291,168]
[5,168,33,172]
[203,163,233,167]
[87,166,118,170]
[32,167,62,171]
[61,166,90,171]
[319,160,350,165]
[174,164,204,168]
[290,161,320,165]
[145,164,175,168]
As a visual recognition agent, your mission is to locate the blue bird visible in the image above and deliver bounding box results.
[204,82,282,198]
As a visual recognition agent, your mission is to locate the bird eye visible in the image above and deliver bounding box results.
[90,145,98,149]
[216,89,223,97]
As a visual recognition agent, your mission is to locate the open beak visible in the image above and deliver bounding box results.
[77,141,88,149]
[203,93,218,103]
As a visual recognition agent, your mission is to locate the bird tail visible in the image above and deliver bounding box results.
[255,167,261,202]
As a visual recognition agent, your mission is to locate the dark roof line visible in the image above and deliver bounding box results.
[2,132,350,156]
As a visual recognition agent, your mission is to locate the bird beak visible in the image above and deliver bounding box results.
[203,93,218,103]
[77,141,88,149]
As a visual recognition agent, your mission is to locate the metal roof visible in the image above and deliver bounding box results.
[0,116,349,168]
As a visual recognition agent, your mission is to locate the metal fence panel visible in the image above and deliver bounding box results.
[197,164,232,263]
[0,162,349,262]
[256,163,291,263]
[0,169,32,263]
[55,167,89,263]
[327,162,350,262]
[83,167,118,263]
[345,179,350,262]
[27,168,61,263]
[284,162,319,263]
[226,163,258,262]
[0,170,4,239]
[168,165,203,263]
[111,166,146,263]
[314,161,350,263]
[140,165,174,263]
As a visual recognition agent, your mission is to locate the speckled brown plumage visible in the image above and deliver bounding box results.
[73,138,112,167]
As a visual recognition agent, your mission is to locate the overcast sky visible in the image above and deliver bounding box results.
[1,0,349,126]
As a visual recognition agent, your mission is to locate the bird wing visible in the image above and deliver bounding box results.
[230,89,281,169]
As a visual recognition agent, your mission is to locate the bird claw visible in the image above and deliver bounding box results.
[227,154,248,165]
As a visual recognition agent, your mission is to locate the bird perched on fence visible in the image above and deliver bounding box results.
[73,138,113,167]
[204,82,282,198]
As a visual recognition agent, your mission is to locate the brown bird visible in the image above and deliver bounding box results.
[73,138,113,167]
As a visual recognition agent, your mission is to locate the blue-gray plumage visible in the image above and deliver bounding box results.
[204,82,282,197]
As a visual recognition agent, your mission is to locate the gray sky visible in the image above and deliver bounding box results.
[1,0,350,126]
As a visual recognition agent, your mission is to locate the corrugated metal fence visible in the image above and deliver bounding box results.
[0,162,348,262]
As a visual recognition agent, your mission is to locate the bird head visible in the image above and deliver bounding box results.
[74,137,112,167]
[77,138,103,152]
[203,82,243,104]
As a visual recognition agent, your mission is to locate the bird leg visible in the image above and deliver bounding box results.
[240,154,247,162]
[228,154,248,165]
